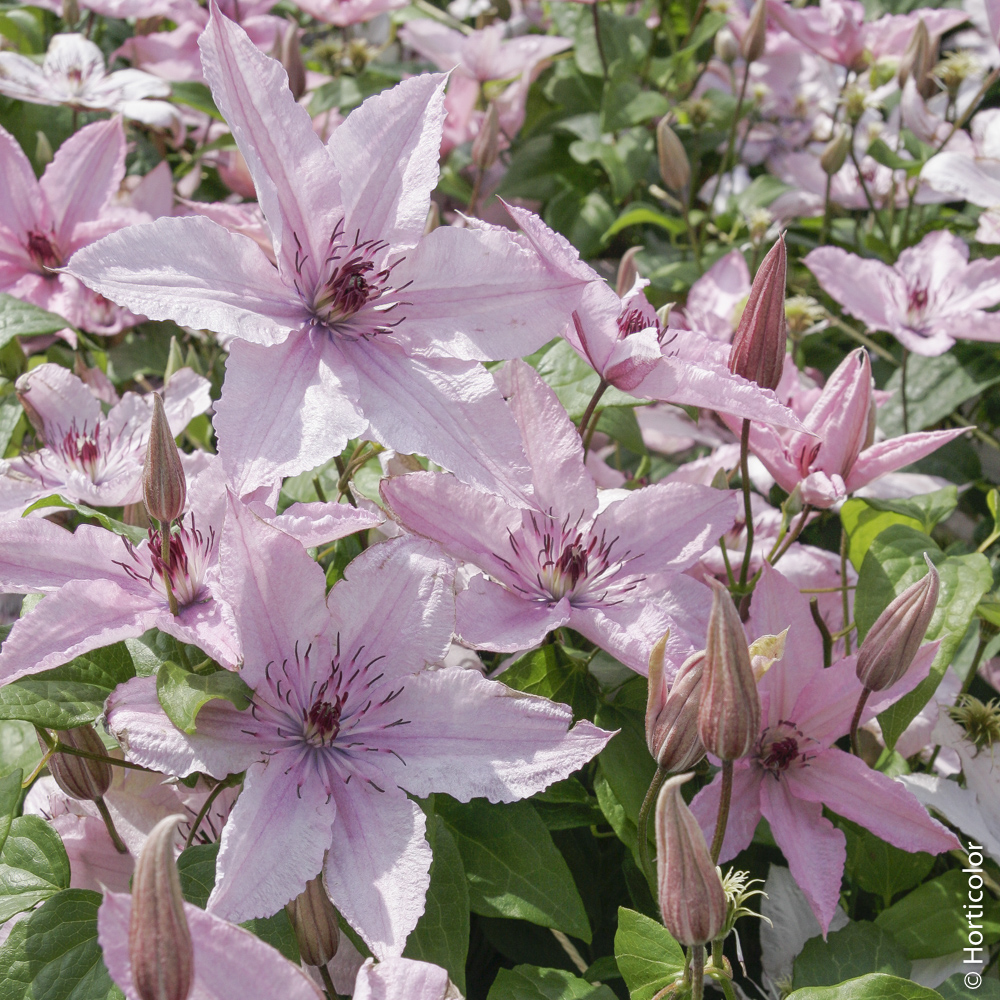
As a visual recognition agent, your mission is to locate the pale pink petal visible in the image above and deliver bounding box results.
[208,755,336,922]
[846,428,969,491]
[98,891,325,1000]
[220,494,331,683]
[261,499,384,548]
[340,340,531,505]
[799,471,846,508]
[760,774,846,934]
[328,536,455,681]
[106,675,262,778]
[889,324,956,357]
[161,367,214,435]
[40,118,124,247]
[15,362,102,434]
[199,7,341,289]
[689,762,762,862]
[361,666,611,802]
[397,20,465,70]
[926,312,1000,346]
[785,749,960,855]
[496,359,595,516]
[66,216,305,345]
[803,246,901,332]
[456,575,569,650]
[48,812,134,892]
[0,124,45,239]
[392,222,589,361]
[605,328,663,391]
[921,152,1000,208]
[352,958,452,1000]
[324,783,431,960]
[213,331,365,494]
[330,73,445,251]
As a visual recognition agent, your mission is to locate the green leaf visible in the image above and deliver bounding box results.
[0,721,41,780]
[0,642,135,729]
[170,81,223,119]
[404,814,470,992]
[0,395,24,458]
[241,911,300,964]
[20,494,147,543]
[593,766,641,865]
[545,188,617,260]
[787,974,944,1000]
[613,906,686,1000]
[156,660,252,734]
[736,175,793,213]
[530,777,604,831]
[875,870,1000,960]
[840,499,923,572]
[501,645,600,721]
[177,841,219,909]
[0,769,21,859]
[842,822,934,907]
[530,339,639,420]
[792,922,911,989]
[603,204,687,241]
[596,405,647,456]
[867,137,923,175]
[0,295,70,348]
[0,889,120,1000]
[0,816,71,922]
[569,139,634,202]
[937,974,1000,1000]
[878,345,1000,437]
[860,488,959,536]
[436,797,592,942]
[854,527,992,748]
[488,965,617,999]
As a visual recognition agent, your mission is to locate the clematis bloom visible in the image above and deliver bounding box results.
[68,8,591,501]
[103,501,612,956]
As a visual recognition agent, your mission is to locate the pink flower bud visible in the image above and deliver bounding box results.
[472,103,500,173]
[38,724,112,802]
[129,815,193,1000]
[741,0,767,63]
[279,20,307,101]
[143,393,186,526]
[655,773,727,946]
[656,120,691,193]
[646,642,706,773]
[616,246,643,299]
[856,554,939,692]
[697,580,761,761]
[727,235,786,391]
[285,873,340,968]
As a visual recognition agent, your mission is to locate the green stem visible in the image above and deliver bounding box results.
[95,796,129,854]
[709,68,750,213]
[318,962,344,1000]
[51,743,149,773]
[579,378,610,457]
[849,687,871,756]
[709,760,733,863]
[936,66,1000,153]
[690,944,706,1000]
[840,528,852,655]
[819,173,833,246]
[185,778,233,849]
[160,520,179,616]
[849,145,893,246]
[821,310,898,365]
[960,630,990,697]
[637,765,670,889]
[768,504,811,567]
[592,0,609,80]
[900,349,909,434]
[738,420,754,589]
[810,599,833,668]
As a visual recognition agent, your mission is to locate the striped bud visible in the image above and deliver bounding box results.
[143,393,186,525]
[697,580,761,760]
[129,815,193,1000]
[616,246,643,299]
[472,103,501,173]
[820,126,850,176]
[39,724,112,802]
[856,554,939,692]
[656,120,691,193]
[655,773,727,946]
[285,873,340,968]
[646,642,706,773]
[741,0,767,63]
[728,234,786,390]
[279,19,306,101]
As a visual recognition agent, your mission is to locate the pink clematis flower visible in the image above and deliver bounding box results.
[690,563,960,932]
[69,9,590,501]
[99,889,324,1000]
[0,458,382,683]
[399,20,571,151]
[726,348,966,507]
[382,359,739,676]
[103,502,612,955]
[0,118,147,338]
[353,958,461,999]
[669,248,750,343]
[506,211,805,431]
[0,34,181,136]
[805,231,1000,356]
[0,363,211,518]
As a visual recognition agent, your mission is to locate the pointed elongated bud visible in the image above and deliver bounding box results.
[129,815,193,1000]
[727,234,786,391]
[856,554,939,692]
[472,102,500,172]
[655,773,728,946]
[715,25,739,64]
[38,725,112,802]
[143,393,186,525]
[285,873,340,968]
[62,0,80,24]
[898,19,929,90]
[820,126,850,176]
[163,336,186,385]
[741,0,767,63]
[646,643,706,773]
[280,19,306,100]
[35,130,53,167]
[656,120,691,193]
[616,246,643,299]
[697,580,761,760]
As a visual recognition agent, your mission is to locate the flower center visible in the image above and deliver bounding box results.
[303,695,344,747]
[27,231,61,271]
[616,307,676,348]
[115,517,215,609]
[758,721,815,775]
[55,423,103,481]
[906,286,929,327]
